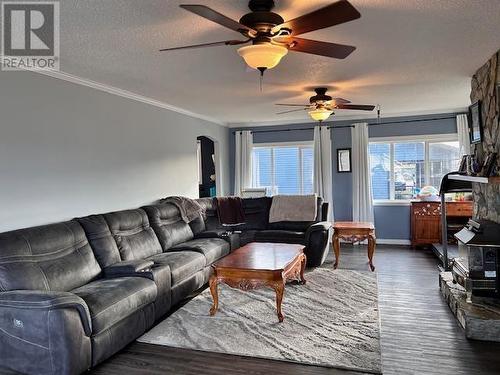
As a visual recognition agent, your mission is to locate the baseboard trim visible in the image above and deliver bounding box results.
[377,239,411,245]
[341,238,411,246]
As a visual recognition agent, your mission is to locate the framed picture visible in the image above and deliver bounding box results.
[481,153,497,177]
[337,148,352,173]
[468,101,482,144]
[458,155,468,174]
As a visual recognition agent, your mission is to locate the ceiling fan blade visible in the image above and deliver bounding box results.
[275,103,310,107]
[276,108,308,115]
[286,37,356,59]
[272,0,361,36]
[180,5,256,35]
[332,97,351,104]
[160,40,249,52]
[336,104,376,111]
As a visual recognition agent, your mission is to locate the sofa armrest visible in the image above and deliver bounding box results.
[0,290,93,374]
[0,290,92,336]
[304,221,332,268]
[103,260,154,279]
[321,202,329,222]
[305,221,332,240]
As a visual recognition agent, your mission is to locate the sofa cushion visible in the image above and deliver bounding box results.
[77,214,122,268]
[195,197,220,231]
[103,209,162,261]
[142,204,194,251]
[254,230,306,245]
[267,197,324,232]
[170,238,230,265]
[189,215,206,236]
[239,197,272,230]
[0,220,101,292]
[190,198,214,234]
[72,277,157,334]
[148,251,205,285]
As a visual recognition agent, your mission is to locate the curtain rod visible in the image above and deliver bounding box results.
[232,114,460,134]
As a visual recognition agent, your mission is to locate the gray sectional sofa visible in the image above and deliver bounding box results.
[0,197,331,374]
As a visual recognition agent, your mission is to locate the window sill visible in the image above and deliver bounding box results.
[373,200,413,207]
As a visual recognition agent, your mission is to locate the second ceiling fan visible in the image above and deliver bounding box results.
[276,88,376,122]
[160,0,361,75]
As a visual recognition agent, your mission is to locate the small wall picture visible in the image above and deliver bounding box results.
[481,153,497,177]
[458,155,468,174]
[468,101,482,144]
[337,148,352,173]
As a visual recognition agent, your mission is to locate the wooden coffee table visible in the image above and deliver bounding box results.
[209,242,306,323]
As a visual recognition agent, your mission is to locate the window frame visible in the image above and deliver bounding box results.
[369,133,459,205]
[251,141,314,195]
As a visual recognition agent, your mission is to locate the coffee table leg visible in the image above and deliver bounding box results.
[209,275,219,316]
[299,253,307,285]
[368,233,376,272]
[274,281,285,323]
[333,232,340,269]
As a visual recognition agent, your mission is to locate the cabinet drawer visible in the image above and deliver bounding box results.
[446,202,473,217]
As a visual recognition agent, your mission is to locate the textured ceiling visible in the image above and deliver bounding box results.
[58,0,500,126]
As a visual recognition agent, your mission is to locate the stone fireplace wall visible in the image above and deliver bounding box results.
[470,50,500,223]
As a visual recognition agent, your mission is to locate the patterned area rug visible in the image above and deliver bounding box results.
[138,268,382,374]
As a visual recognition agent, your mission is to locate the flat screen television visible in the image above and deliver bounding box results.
[468,101,482,144]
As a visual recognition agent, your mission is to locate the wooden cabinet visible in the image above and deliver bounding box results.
[411,201,473,247]
[411,202,441,247]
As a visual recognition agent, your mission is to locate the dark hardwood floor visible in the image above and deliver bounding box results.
[92,245,500,375]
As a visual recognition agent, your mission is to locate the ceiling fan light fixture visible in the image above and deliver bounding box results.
[237,43,288,70]
[309,108,333,122]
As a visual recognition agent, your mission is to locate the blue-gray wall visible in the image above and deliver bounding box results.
[229,112,461,241]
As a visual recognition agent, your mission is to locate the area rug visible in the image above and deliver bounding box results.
[138,268,382,374]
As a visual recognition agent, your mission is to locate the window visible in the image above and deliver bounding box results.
[369,135,460,201]
[252,143,314,195]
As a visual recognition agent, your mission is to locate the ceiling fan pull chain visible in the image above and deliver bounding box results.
[377,104,381,123]
[258,67,266,92]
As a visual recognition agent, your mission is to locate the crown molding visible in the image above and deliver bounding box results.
[3,62,467,129]
[32,69,227,126]
[227,107,467,128]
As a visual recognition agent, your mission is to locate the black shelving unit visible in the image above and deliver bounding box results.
[433,173,473,271]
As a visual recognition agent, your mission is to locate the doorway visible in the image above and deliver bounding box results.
[197,136,216,198]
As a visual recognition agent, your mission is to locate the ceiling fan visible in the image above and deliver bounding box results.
[160,0,361,75]
[276,87,376,122]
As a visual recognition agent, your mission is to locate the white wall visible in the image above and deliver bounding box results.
[0,70,230,232]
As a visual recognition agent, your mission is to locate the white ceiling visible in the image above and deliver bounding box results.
[58,0,500,126]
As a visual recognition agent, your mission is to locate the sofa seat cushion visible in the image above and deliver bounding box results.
[254,230,306,245]
[72,277,157,334]
[267,221,316,232]
[170,238,230,265]
[147,251,205,285]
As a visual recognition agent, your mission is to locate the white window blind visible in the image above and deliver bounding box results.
[369,135,460,201]
[252,143,314,195]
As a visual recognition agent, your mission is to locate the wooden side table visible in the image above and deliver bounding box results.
[332,221,376,271]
